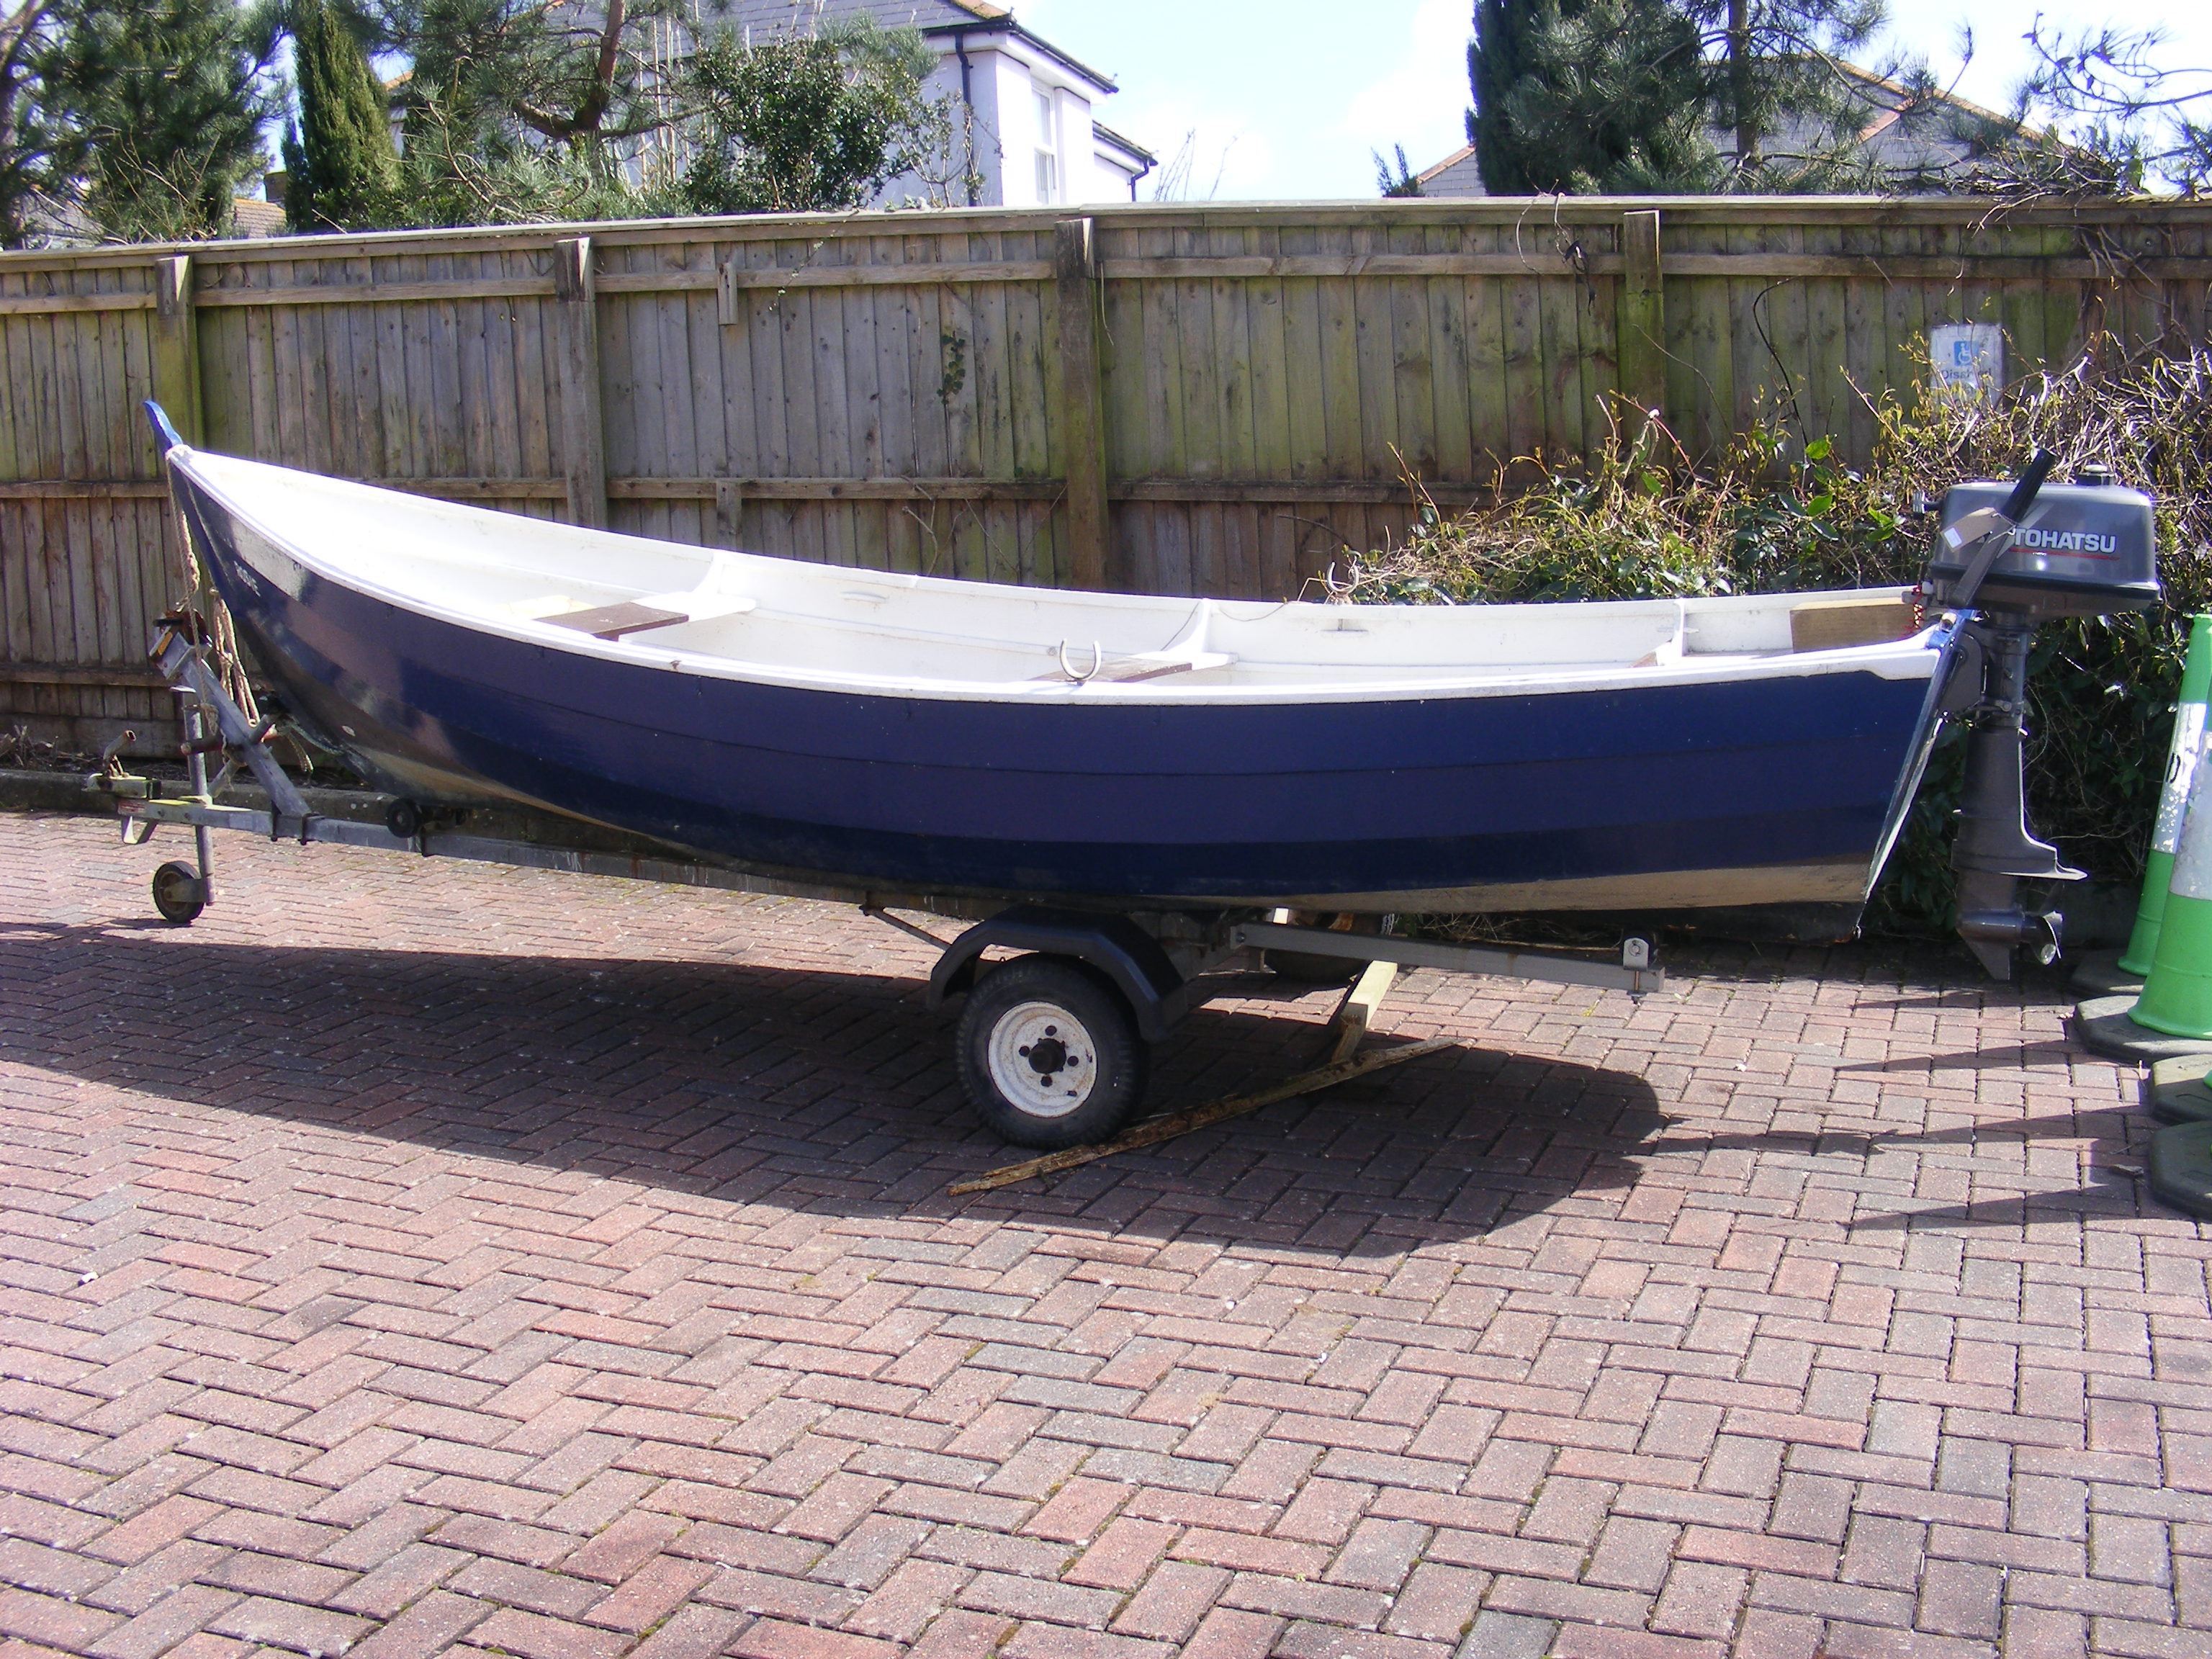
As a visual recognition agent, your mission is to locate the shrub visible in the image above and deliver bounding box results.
[1336,350,2212,936]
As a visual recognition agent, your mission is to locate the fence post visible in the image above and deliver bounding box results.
[150,254,202,447]
[1054,217,1110,590]
[1617,210,1666,434]
[554,235,608,530]
[714,479,744,549]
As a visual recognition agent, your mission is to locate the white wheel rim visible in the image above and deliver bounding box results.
[986,999,1099,1119]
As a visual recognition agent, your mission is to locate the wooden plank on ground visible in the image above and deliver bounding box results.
[1326,961,1401,1066]
[948,1036,1455,1195]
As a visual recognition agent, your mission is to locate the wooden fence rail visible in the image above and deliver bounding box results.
[3,197,2208,755]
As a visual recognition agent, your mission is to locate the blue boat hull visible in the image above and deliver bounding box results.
[174,470,1943,915]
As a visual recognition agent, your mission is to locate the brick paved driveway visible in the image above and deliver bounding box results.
[0,810,2202,1659]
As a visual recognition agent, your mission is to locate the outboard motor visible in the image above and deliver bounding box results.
[1922,454,2162,978]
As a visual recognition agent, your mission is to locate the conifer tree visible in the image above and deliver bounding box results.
[1467,0,1718,193]
[1468,0,1897,194]
[282,0,399,231]
[43,0,276,240]
[0,1,76,246]
[1467,0,1548,194]
[313,1,959,226]
[1374,144,1424,197]
[1691,0,1887,186]
[364,0,682,225]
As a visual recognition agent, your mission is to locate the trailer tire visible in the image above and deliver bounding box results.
[957,955,1147,1149]
[151,861,206,925]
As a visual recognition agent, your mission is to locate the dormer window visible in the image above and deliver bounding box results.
[1033,86,1059,203]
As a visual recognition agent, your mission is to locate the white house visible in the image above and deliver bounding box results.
[719,1,1154,207]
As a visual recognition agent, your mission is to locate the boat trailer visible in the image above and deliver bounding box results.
[94,626,1662,1151]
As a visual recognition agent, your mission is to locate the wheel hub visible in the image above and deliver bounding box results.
[987,1001,1097,1118]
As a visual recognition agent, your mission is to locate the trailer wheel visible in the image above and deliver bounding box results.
[151,860,206,925]
[956,955,1147,1149]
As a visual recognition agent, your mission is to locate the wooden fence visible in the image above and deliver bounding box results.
[3,196,2208,755]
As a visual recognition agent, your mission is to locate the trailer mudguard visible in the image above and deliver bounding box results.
[927,906,1189,1043]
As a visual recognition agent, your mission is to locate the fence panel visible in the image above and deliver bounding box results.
[2,198,2207,755]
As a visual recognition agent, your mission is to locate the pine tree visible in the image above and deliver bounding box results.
[0,1,76,246]
[1691,0,1888,187]
[1467,0,1719,194]
[1468,0,1901,194]
[1467,0,1550,194]
[282,0,399,232]
[43,0,276,240]
[367,0,680,227]
[1375,144,1424,197]
[315,1,956,227]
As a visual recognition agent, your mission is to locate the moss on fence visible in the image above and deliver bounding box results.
[1339,351,2212,937]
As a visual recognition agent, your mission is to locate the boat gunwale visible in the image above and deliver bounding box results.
[175,448,1946,709]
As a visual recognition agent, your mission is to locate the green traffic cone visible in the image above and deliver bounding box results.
[2132,755,2212,1039]
[2120,614,2212,976]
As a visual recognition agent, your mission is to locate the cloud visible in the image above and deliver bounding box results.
[1334,0,1475,168]
[1108,97,1277,201]
[1012,0,1479,201]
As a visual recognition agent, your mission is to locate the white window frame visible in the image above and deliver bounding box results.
[1033,84,1060,204]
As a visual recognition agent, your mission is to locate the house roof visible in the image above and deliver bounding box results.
[1417,145,1483,193]
[1822,60,2025,179]
[231,198,286,238]
[1092,120,1156,168]
[710,2,1117,94]
[920,8,1119,95]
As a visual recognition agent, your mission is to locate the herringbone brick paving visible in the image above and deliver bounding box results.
[0,811,2201,1658]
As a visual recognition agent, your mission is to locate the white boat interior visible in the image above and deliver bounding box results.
[186,451,1938,702]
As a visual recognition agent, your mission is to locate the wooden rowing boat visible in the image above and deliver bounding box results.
[156,423,1951,928]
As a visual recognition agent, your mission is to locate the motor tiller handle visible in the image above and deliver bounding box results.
[2000,448,2059,523]
[1948,448,2063,613]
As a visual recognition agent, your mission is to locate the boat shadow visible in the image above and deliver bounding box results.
[1,920,1675,1256]
[1616,1104,2151,1233]
[1629,938,2080,1009]
[1831,1043,2079,1073]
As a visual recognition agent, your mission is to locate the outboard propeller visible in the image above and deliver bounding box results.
[1922,452,2162,978]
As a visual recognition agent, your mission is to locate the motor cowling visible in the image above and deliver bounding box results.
[1920,459,2162,979]
[1926,472,2159,620]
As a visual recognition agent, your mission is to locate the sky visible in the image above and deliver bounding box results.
[1010,1,2212,202]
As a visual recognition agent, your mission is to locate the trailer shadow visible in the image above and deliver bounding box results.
[1832,1045,2075,1074]
[0,920,1690,1257]
[1611,936,2070,999]
[7,919,2143,1253]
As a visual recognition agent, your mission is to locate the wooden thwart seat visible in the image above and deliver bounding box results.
[536,576,760,641]
[547,601,693,640]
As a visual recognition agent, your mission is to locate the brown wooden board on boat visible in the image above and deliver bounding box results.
[1789,594,1920,652]
[544,602,690,640]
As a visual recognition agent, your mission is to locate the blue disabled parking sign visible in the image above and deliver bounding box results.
[1930,322,2004,402]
